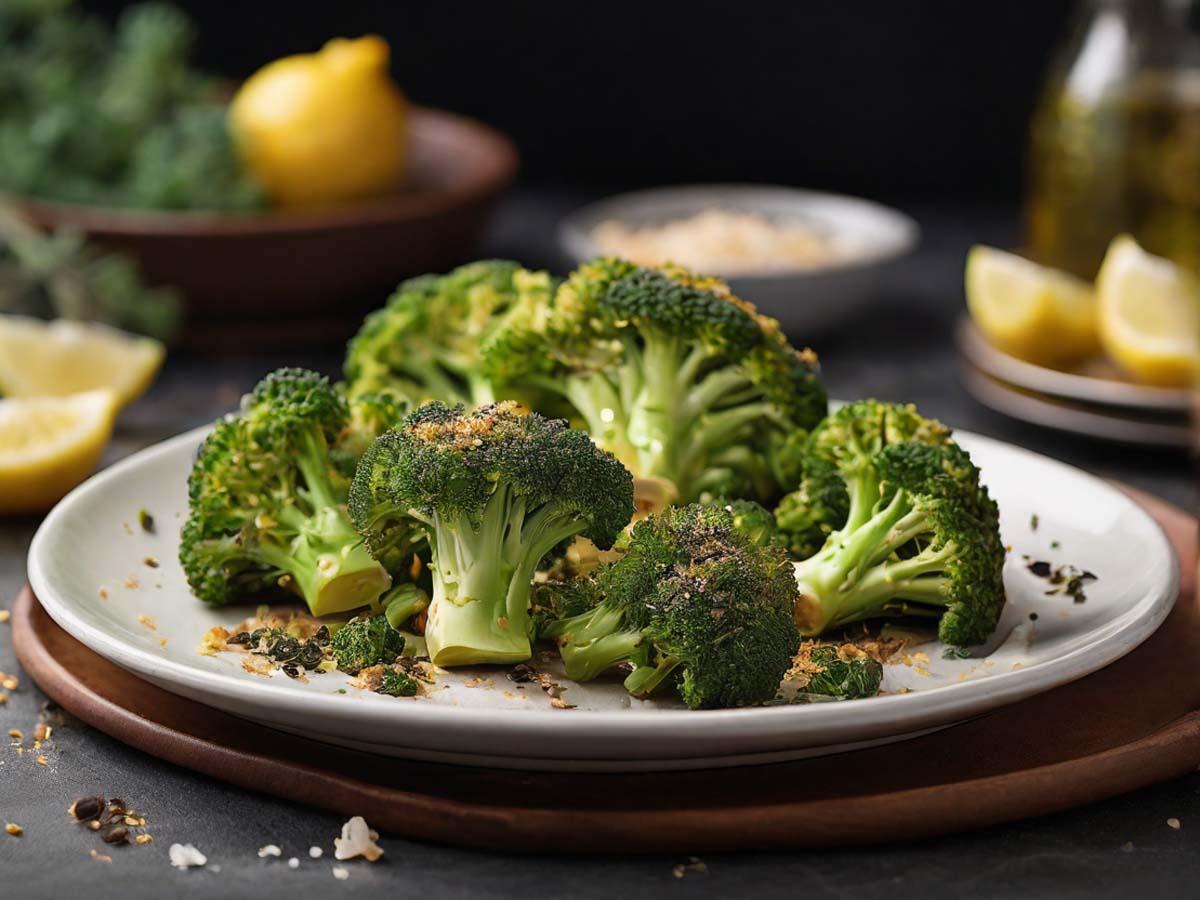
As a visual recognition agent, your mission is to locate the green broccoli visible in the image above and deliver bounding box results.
[349,401,635,666]
[790,440,1007,647]
[775,400,955,558]
[482,257,827,506]
[343,260,555,409]
[539,504,800,709]
[377,667,420,697]
[789,643,883,700]
[379,582,429,630]
[179,368,393,616]
[330,613,406,673]
[706,498,785,549]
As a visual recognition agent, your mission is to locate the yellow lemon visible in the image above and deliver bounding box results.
[1096,235,1200,387]
[0,390,118,515]
[230,35,408,207]
[965,245,1099,367]
[0,315,163,407]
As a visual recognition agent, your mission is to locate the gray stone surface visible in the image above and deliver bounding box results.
[0,195,1195,897]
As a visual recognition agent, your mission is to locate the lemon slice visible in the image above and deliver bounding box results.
[0,315,164,407]
[0,389,118,515]
[1096,235,1200,387]
[965,245,1100,367]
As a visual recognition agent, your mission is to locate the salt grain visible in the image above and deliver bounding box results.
[332,865,349,880]
[168,843,207,869]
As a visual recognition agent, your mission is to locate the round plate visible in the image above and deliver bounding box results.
[962,367,1195,450]
[28,427,1178,771]
[558,184,920,336]
[10,106,518,327]
[957,318,1192,415]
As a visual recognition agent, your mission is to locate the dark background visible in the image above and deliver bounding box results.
[82,0,1074,204]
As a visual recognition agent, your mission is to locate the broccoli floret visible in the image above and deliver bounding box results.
[343,260,555,409]
[790,440,1006,647]
[330,613,406,673]
[775,400,955,558]
[540,504,800,708]
[377,666,420,697]
[379,582,429,630]
[482,258,827,506]
[349,401,635,666]
[179,368,393,616]
[790,643,883,700]
[706,498,785,549]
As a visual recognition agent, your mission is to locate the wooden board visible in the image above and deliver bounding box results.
[12,487,1198,853]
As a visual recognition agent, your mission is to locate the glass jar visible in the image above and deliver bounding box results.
[1025,0,1200,277]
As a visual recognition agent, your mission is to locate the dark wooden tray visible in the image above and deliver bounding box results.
[12,487,1198,854]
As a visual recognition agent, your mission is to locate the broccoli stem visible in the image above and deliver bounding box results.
[542,604,645,681]
[422,485,589,666]
[791,491,954,633]
[256,506,392,617]
[623,650,682,698]
[380,582,429,629]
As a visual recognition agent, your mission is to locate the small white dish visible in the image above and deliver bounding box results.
[558,184,920,336]
[28,426,1178,772]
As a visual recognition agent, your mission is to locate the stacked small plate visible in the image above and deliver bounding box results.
[957,319,1195,450]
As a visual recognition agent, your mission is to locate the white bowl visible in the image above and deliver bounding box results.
[558,183,920,336]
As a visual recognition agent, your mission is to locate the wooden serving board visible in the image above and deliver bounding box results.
[12,488,1199,853]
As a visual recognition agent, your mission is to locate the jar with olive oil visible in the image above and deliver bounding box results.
[1026,0,1200,277]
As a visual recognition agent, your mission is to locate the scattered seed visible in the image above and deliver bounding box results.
[1,677,16,691]
[89,849,112,863]
[136,614,157,631]
[143,556,159,568]
[258,844,282,858]
[309,846,323,859]
[135,834,154,844]
[5,823,22,836]
[89,821,102,831]
[332,866,349,880]
[8,729,22,740]
[1168,817,1181,830]
[169,843,207,869]
[138,509,155,533]
[36,755,46,766]
[34,723,49,742]
[0,610,9,623]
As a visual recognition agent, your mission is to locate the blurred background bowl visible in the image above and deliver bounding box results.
[558,184,919,336]
[10,106,517,347]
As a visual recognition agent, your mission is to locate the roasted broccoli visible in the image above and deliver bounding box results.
[539,504,800,708]
[789,642,883,700]
[775,400,955,558]
[482,258,827,506]
[790,439,1006,647]
[179,368,394,615]
[349,401,635,666]
[706,498,785,549]
[343,260,555,409]
[330,613,406,673]
[379,582,429,630]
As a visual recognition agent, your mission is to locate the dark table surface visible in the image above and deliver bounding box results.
[0,192,1196,899]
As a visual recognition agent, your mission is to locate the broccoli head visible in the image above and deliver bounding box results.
[330,613,406,673]
[705,498,785,549]
[539,504,801,708]
[790,439,1006,647]
[775,400,955,558]
[179,368,393,616]
[789,642,883,700]
[349,401,635,666]
[343,260,555,409]
[482,257,827,506]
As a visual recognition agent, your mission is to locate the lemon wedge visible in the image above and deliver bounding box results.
[965,245,1100,367]
[1096,235,1200,387]
[0,315,164,407]
[0,389,118,514]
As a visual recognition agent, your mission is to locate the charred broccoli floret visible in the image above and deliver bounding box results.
[483,258,826,506]
[330,613,406,673]
[790,440,1006,647]
[349,401,635,666]
[775,400,955,558]
[343,260,555,408]
[179,368,393,615]
[539,504,800,709]
[790,643,883,700]
[706,497,785,549]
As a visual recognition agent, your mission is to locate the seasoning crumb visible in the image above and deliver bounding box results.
[136,834,154,844]
[332,866,349,881]
[2,675,18,691]
[0,610,10,623]
[8,728,22,740]
[258,844,282,858]
[5,822,22,836]
[36,754,47,766]
[143,556,159,568]
[0,693,7,705]
[89,848,112,863]
[333,815,383,862]
[288,857,300,869]
[671,856,708,878]
[169,843,207,869]
[136,614,157,631]
[99,588,109,600]
[34,723,49,742]
[1168,817,1181,830]
[124,576,140,590]
[309,846,323,859]
[138,509,155,534]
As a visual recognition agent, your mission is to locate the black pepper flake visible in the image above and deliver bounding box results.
[70,796,105,822]
[1026,560,1052,578]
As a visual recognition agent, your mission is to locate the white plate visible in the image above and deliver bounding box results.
[28,427,1178,771]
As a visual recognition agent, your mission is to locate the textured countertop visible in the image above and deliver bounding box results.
[0,192,1196,898]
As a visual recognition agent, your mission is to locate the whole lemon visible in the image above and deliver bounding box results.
[230,36,408,206]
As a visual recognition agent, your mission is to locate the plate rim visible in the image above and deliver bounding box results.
[27,425,1180,757]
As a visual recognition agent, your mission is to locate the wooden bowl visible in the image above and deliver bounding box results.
[13,106,518,339]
